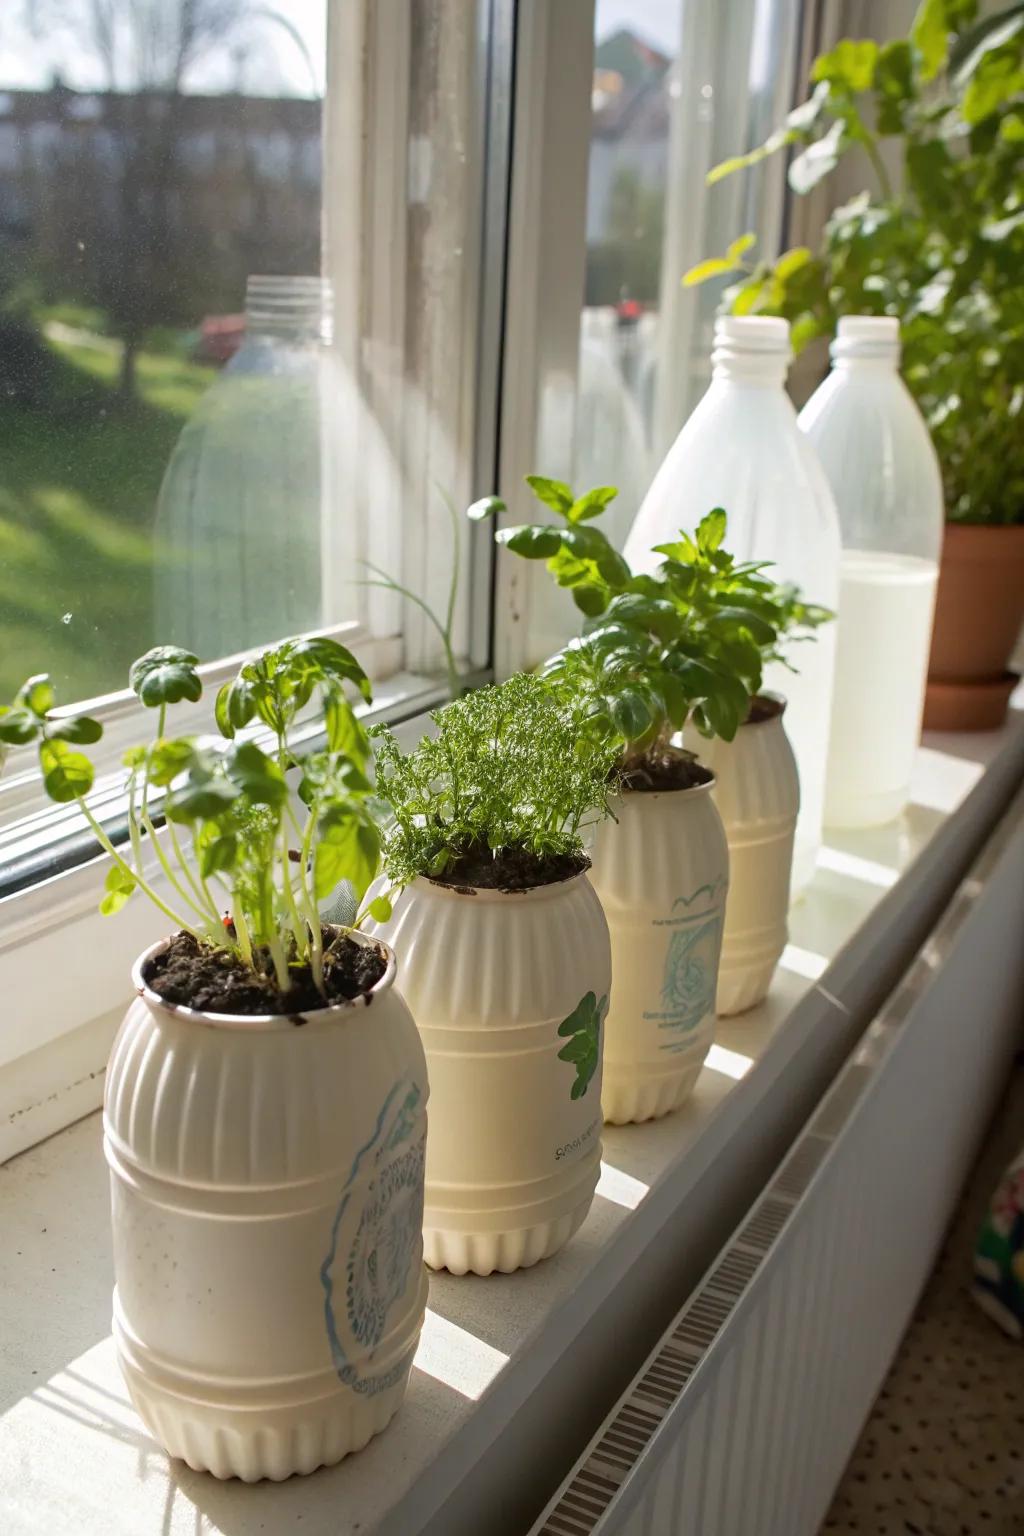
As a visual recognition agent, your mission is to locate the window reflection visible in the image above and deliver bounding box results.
[0,2,326,701]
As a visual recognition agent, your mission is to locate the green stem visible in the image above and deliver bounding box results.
[279,824,307,954]
[234,902,254,967]
[165,814,211,914]
[267,930,291,996]
[863,134,893,200]
[79,799,201,939]
[140,809,221,931]
[292,803,324,994]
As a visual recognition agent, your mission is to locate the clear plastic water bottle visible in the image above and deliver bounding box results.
[800,317,944,828]
[154,276,341,658]
[624,316,841,894]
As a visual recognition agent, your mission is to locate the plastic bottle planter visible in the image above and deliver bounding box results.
[589,782,729,1124]
[687,698,800,1016]
[368,871,611,1276]
[103,933,428,1482]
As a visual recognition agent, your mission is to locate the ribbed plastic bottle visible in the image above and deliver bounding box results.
[624,316,841,894]
[799,317,944,828]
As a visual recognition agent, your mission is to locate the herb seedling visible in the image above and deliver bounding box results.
[1,638,387,1002]
[478,479,827,786]
[371,672,616,889]
[685,4,1024,526]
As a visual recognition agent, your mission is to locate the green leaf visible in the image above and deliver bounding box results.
[497,524,563,559]
[697,508,728,553]
[683,256,737,287]
[314,810,381,900]
[812,38,879,91]
[787,80,831,131]
[215,676,258,738]
[16,675,54,718]
[962,46,1024,123]
[129,646,202,708]
[775,246,814,281]
[40,740,94,802]
[572,583,610,618]
[166,778,240,824]
[467,494,507,521]
[199,834,237,879]
[146,737,195,787]
[568,485,618,523]
[788,120,845,195]
[912,0,951,80]
[367,894,393,923]
[288,637,373,704]
[610,688,653,744]
[950,4,1024,82]
[0,706,41,746]
[324,691,370,764]
[100,863,136,917]
[524,475,574,516]
[46,714,102,745]
[1000,110,1024,140]
[726,232,757,264]
[226,742,287,806]
[556,991,607,1100]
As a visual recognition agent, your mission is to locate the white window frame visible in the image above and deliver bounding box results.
[0,0,513,1158]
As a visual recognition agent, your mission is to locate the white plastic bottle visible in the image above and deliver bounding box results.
[624,316,840,894]
[799,317,943,828]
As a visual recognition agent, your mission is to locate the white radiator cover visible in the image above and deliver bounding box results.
[532,785,1024,1536]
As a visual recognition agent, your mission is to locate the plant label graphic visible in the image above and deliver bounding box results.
[660,918,720,1033]
[557,991,608,1099]
[643,878,725,1048]
[321,1079,426,1396]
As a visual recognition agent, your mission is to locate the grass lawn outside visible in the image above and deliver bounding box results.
[0,325,215,703]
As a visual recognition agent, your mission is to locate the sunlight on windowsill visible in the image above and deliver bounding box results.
[779,942,829,982]
[596,1160,650,1210]
[414,1310,509,1401]
[704,1043,754,1081]
[816,845,900,890]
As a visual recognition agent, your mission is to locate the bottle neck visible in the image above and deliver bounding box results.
[244,276,333,344]
[710,356,789,386]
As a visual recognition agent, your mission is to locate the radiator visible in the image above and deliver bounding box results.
[531,784,1024,1536]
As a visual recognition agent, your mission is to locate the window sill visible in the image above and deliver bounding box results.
[1,700,1022,1536]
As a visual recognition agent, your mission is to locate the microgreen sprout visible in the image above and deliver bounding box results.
[371,672,616,889]
[2,637,386,1002]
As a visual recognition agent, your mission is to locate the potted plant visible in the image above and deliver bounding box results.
[366,672,615,1276]
[0,640,428,1482]
[682,584,831,1015]
[687,0,1024,728]
[481,481,792,1121]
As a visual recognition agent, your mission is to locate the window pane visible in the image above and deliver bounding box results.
[0,1,329,703]
[577,0,800,550]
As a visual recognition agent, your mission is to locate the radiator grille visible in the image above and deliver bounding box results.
[532,781,1023,1536]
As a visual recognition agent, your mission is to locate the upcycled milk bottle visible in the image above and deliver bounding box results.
[625,316,840,894]
[800,316,943,828]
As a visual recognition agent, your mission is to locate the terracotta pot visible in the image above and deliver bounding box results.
[924,523,1024,731]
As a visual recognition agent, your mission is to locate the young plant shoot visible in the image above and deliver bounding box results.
[477,478,828,788]
[371,671,616,890]
[1,638,386,1012]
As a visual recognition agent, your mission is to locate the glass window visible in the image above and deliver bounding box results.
[0,2,332,704]
[0,0,500,721]
[576,0,801,551]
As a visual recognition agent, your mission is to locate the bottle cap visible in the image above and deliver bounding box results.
[713,316,791,354]
[833,315,900,362]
